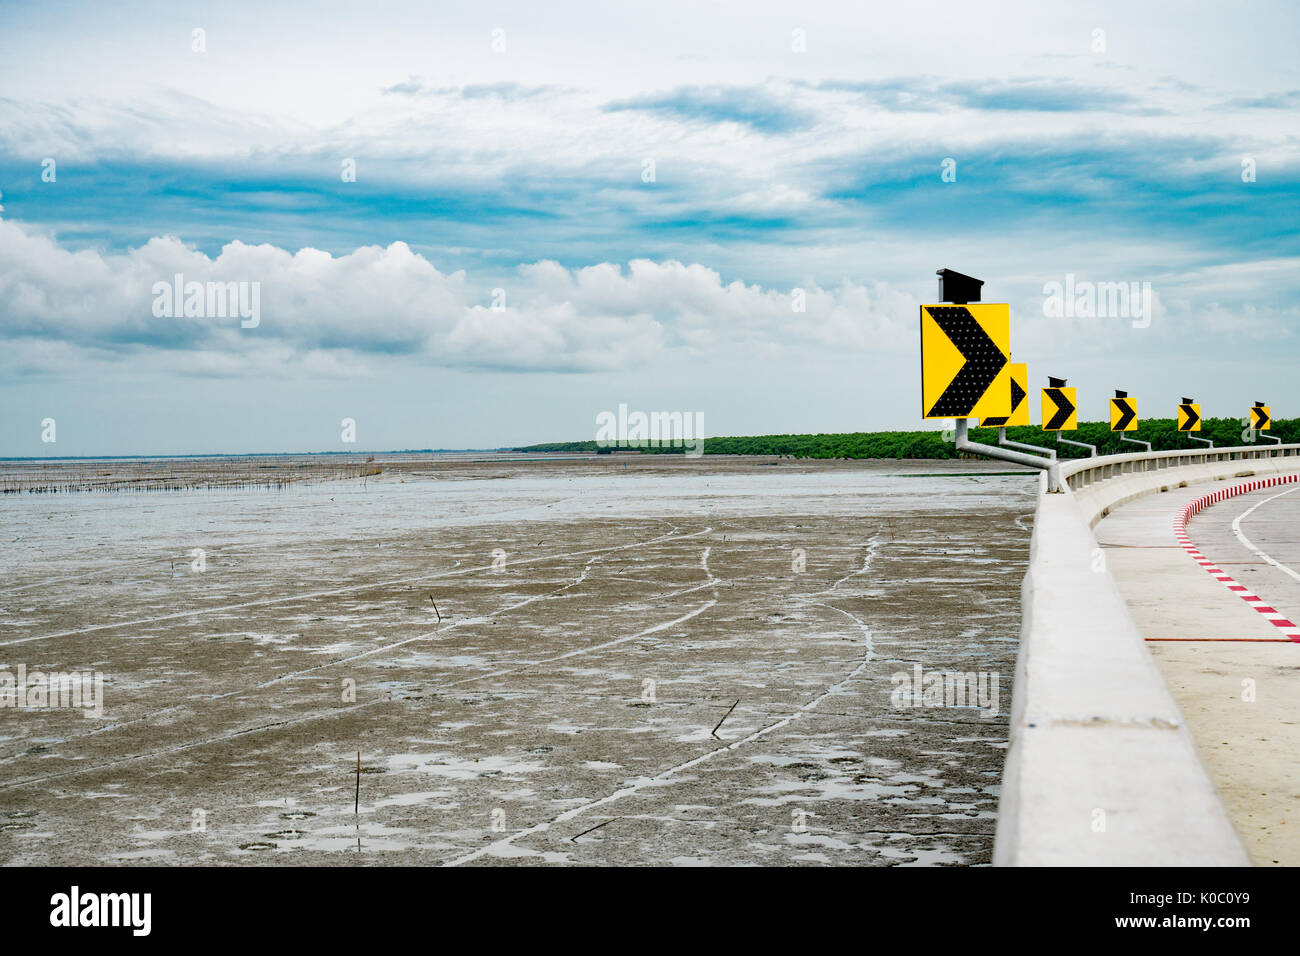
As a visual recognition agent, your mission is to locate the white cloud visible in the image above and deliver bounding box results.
[0,218,917,377]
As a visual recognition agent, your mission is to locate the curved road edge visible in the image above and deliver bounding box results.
[994,444,1300,866]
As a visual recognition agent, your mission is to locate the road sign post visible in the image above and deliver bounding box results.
[921,303,1012,421]
[1252,401,1280,445]
[1112,389,1151,451]
[1042,377,1094,456]
[954,418,1063,491]
[1054,433,1096,456]
[998,426,1055,459]
[1041,377,1078,431]
[1110,391,1138,431]
[1179,397,1213,448]
[982,363,1029,428]
[983,361,1054,457]
[921,270,1060,490]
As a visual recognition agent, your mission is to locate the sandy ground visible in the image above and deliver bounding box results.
[0,455,1035,866]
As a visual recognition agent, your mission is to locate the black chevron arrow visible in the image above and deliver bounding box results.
[1254,406,1270,429]
[925,306,1007,418]
[1179,403,1200,431]
[982,376,1026,427]
[1044,388,1075,430]
[1112,398,1135,431]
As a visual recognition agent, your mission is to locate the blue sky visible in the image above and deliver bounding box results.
[1,0,1298,455]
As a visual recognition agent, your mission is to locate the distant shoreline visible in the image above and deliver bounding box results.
[3,416,1291,463]
[0,449,505,463]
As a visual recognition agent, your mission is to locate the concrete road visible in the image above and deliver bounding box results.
[1098,480,1300,866]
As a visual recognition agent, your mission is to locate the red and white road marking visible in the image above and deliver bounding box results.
[1174,474,1300,643]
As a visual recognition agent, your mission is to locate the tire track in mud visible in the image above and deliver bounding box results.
[0,523,705,759]
[0,551,231,596]
[443,537,881,866]
[0,527,715,789]
[0,519,687,648]
[0,491,596,599]
[436,547,719,691]
[444,615,874,866]
[0,554,598,764]
[0,587,726,795]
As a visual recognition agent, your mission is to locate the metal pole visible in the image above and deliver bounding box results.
[1189,435,1214,448]
[955,419,1061,492]
[1120,435,1152,452]
[1255,431,1281,445]
[998,426,1055,458]
[1055,434,1097,457]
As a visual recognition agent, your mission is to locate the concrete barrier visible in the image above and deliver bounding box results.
[994,443,1300,866]
[1065,444,1300,527]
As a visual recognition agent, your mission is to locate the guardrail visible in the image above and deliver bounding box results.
[1060,443,1300,491]
[994,441,1300,866]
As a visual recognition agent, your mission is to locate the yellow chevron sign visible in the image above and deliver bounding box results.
[1177,402,1201,432]
[980,363,1029,427]
[1110,397,1138,431]
[920,304,1012,420]
[1041,386,1077,431]
[1251,405,1271,431]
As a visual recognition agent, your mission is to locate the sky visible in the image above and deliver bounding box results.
[1,0,1298,456]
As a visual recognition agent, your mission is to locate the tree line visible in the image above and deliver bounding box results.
[517,417,1298,460]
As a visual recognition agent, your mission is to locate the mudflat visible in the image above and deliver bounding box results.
[0,455,1034,866]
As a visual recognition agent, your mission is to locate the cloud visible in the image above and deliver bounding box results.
[451,83,562,101]
[3,72,1299,350]
[1217,90,1300,110]
[604,84,815,132]
[4,69,1296,283]
[381,77,425,96]
[0,218,916,377]
[940,79,1145,113]
[815,131,1300,256]
[381,79,561,101]
[810,76,1146,113]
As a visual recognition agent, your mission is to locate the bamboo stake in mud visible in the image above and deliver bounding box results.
[570,817,619,842]
[429,596,441,622]
[355,750,360,815]
[711,699,739,739]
